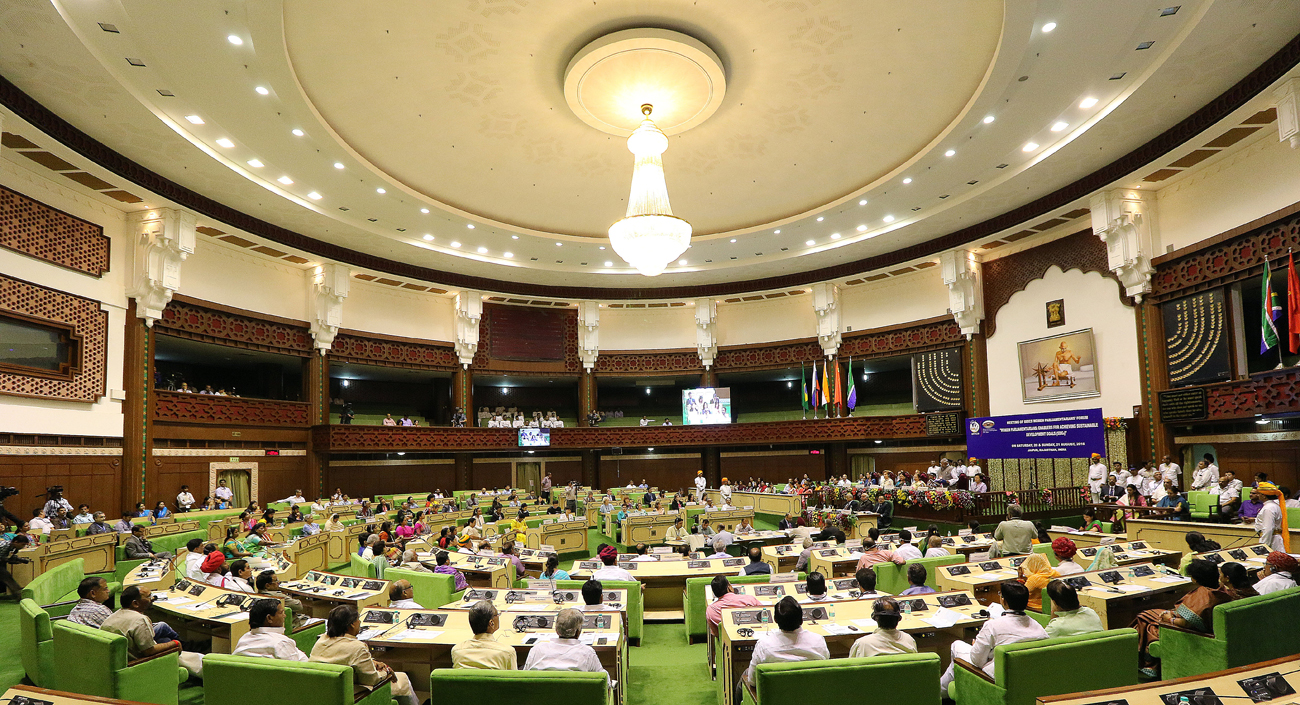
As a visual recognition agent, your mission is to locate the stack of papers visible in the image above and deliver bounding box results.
[388,629,440,641]
[821,624,855,635]
[922,607,963,629]
[1150,575,1188,583]
[1114,584,1150,593]
[851,618,878,630]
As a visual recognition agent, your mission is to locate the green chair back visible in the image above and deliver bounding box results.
[19,598,54,687]
[204,653,390,705]
[53,619,184,705]
[683,574,800,642]
[429,668,607,704]
[1214,588,1300,668]
[755,653,941,705]
[21,557,85,610]
[875,555,964,594]
[993,629,1138,705]
[553,578,644,643]
[349,552,376,578]
[387,566,465,609]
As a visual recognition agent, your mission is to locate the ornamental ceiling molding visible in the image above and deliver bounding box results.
[2,30,1300,299]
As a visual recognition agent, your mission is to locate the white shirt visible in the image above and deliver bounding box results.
[592,566,636,583]
[282,495,307,505]
[632,555,658,562]
[1055,560,1084,576]
[849,628,917,659]
[927,465,941,478]
[176,492,195,509]
[1218,479,1244,505]
[967,464,982,478]
[222,575,253,593]
[950,465,965,484]
[1190,466,1217,492]
[1255,500,1285,552]
[30,517,53,534]
[552,419,564,428]
[720,485,732,502]
[640,419,650,426]
[695,476,707,491]
[390,598,421,609]
[924,547,949,559]
[743,627,830,683]
[1159,462,1181,486]
[1087,463,1107,493]
[966,614,1048,678]
[894,543,923,561]
[232,626,308,661]
[1254,571,1295,595]
[523,637,608,684]
[184,552,206,582]
[1115,469,1133,487]
[215,486,234,501]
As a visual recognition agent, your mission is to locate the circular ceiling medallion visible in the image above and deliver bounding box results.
[564,28,726,137]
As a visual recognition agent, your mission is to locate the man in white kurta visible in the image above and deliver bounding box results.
[939,584,1047,698]
[1254,491,1286,552]
[1189,461,1218,492]
[694,472,707,502]
[741,597,829,687]
[232,601,308,661]
[1087,455,1107,503]
[1159,455,1181,489]
[522,608,609,686]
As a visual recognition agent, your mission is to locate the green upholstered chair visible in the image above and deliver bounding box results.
[114,530,207,582]
[52,620,187,705]
[875,555,965,594]
[287,618,328,655]
[349,553,376,578]
[204,653,395,705]
[551,579,643,645]
[429,668,609,704]
[951,629,1139,705]
[385,566,466,609]
[746,653,941,705]
[21,557,120,616]
[19,598,56,687]
[683,574,803,644]
[1148,587,1300,679]
[1187,492,1217,521]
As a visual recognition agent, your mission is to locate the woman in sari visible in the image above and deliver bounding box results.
[880,472,895,490]
[222,526,254,559]
[1018,552,1059,612]
[1087,546,1118,572]
[1133,559,1226,677]
[1114,485,1145,531]
[243,523,271,556]
[1218,562,1258,600]
[323,513,345,532]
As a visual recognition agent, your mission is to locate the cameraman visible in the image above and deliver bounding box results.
[43,487,73,520]
[0,534,31,599]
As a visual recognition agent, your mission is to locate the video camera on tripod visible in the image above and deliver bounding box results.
[0,486,23,532]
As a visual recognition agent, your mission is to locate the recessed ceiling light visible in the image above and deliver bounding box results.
[1023,142,1039,152]
[514,236,520,240]
[1042,22,1057,32]
[247,159,263,168]
[1080,97,1099,109]
[831,233,841,240]
[678,259,687,265]
[451,241,461,248]
[903,177,912,184]
[816,217,823,222]
[983,115,995,124]
[504,252,513,258]
[466,224,475,229]
[376,188,386,194]
[730,238,737,243]
[857,225,867,232]
[255,86,269,95]
[859,199,867,205]
[423,234,433,241]
[227,35,243,45]
[277,176,293,185]
[883,215,895,223]
[307,191,321,200]
[944,150,956,157]
[292,129,304,137]
[806,239,815,246]
[477,246,487,253]
[1051,121,1069,132]
[334,162,345,169]
[774,229,781,234]
[215,138,234,149]
[184,115,204,125]
[604,261,613,267]
[555,242,562,246]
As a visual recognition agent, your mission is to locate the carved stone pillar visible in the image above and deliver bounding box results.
[454,291,483,368]
[940,249,984,338]
[811,283,841,358]
[577,301,599,371]
[306,354,329,498]
[121,300,153,511]
[128,208,196,326]
[1091,189,1159,302]
[579,370,597,427]
[310,264,349,353]
[1275,77,1300,148]
[695,298,718,369]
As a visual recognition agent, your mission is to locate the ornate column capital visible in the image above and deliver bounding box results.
[811,283,841,357]
[694,298,717,368]
[1274,77,1300,148]
[127,207,196,326]
[310,263,350,354]
[940,249,984,339]
[1090,189,1158,302]
[577,300,600,370]
[454,290,484,368]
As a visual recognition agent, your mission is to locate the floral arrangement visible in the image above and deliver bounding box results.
[1104,417,1127,431]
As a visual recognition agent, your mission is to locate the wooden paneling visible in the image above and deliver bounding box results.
[324,463,457,499]
[597,454,702,493]
[474,461,511,490]
[543,459,582,488]
[484,305,567,361]
[0,456,121,519]
[1215,442,1300,492]
[720,453,826,484]
[155,455,308,506]
[862,451,961,478]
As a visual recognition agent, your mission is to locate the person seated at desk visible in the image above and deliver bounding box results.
[893,529,923,561]
[1080,508,1104,533]
[778,513,795,531]
[540,554,569,581]
[1177,532,1221,573]
[322,513,344,532]
[500,541,527,578]
[1044,580,1103,638]
[113,512,134,534]
[599,497,615,516]
[102,586,205,679]
[388,580,420,609]
[578,579,615,612]
[923,535,949,559]
[523,607,609,684]
[855,539,905,570]
[125,525,173,561]
[181,538,205,580]
[68,576,114,628]
[632,543,657,562]
[1216,470,1244,520]
[592,545,635,582]
[370,540,391,579]
[706,538,730,560]
[715,525,735,549]
[805,571,829,601]
[451,600,517,670]
[219,560,253,592]
[1239,486,1265,522]
[1052,537,1085,575]
[993,505,1036,555]
[233,599,308,661]
[1218,562,1258,600]
[739,546,771,576]
[1155,482,1191,521]
[898,564,936,596]
[1255,552,1298,594]
[697,518,717,538]
[254,571,308,629]
[736,517,755,534]
[85,511,112,535]
[311,605,416,705]
[849,596,917,658]
[939,582,1046,697]
[1018,553,1058,612]
[223,526,254,560]
[1100,475,1124,503]
[428,551,469,591]
[792,537,815,573]
[740,596,829,697]
[285,505,305,524]
[1132,559,1227,678]
[614,504,629,525]
[664,516,688,542]
[815,519,845,545]
[853,568,882,597]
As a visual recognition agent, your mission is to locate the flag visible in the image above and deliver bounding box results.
[810,361,820,410]
[1288,252,1300,354]
[1262,257,1281,354]
[846,356,858,411]
[801,362,809,412]
[834,359,843,408]
[821,360,830,407]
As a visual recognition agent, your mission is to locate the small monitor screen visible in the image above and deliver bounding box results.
[518,428,551,447]
[682,388,732,425]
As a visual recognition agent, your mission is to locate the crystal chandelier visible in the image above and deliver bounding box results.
[608,105,692,276]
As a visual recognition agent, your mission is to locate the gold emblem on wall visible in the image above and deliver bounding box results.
[1045,299,1065,328]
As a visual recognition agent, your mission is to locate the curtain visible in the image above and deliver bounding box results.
[219,469,251,508]
[850,454,874,480]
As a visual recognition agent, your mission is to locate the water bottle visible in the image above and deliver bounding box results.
[828,603,836,623]
[760,609,770,627]
[1179,698,1190,705]
[902,600,912,616]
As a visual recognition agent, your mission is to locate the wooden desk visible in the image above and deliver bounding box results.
[730,530,794,550]
[807,547,866,579]
[1074,541,1181,569]
[848,512,880,540]
[717,590,987,705]
[326,524,370,565]
[275,532,330,578]
[619,513,679,545]
[149,577,281,653]
[692,508,755,533]
[935,555,1033,605]
[123,555,180,591]
[1195,544,1275,575]
[526,518,588,554]
[277,569,390,618]
[1051,563,1195,629]
[362,606,625,704]
[568,555,751,620]
[1045,530,1117,549]
[758,540,837,573]
[947,533,997,557]
[424,551,513,588]
[701,490,803,519]
[139,520,200,541]
[705,579,883,608]
[3,685,171,705]
[12,533,118,586]
[1125,518,1300,553]
[442,587,629,613]
[1038,653,1300,705]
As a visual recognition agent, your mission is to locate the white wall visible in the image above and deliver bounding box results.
[716,295,818,347]
[342,280,455,342]
[840,269,949,333]
[986,266,1141,418]
[179,240,309,322]
[600,305,696,351]
[0,158,129,437]
[1158,132,1300,253]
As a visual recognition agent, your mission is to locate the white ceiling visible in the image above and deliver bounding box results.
[1,0,1298,292]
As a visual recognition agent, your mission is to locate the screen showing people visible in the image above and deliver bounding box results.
[682,387,732,425]
[518,428,551,446]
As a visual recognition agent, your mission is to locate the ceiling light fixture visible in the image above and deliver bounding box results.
[477,247,488,253]
[1079,97,1099,109]
[774,229,781,234]
[423,234,434,241]
[806,239,815,246]
[184,115,204,125]
[215,138,234,148]
[1042,22,1057,32]
[608,105,691,277]
[555,242,562,246]
[513,235,520,240]
[983,115,995,124]
[292,129,304,137]
[883,215,895,223]
[944,150,956,157]
[859,199,867,206]
[730,238,737,243]
[277,176,293,185]
[831,233,841,240]
[604,261,613,267]
[255,86,269,95]
[227,35,243,45]
[467,224,475,229]
[504,252,513,258]
[247,159,263,168]
[451,242,461,248]
[307,191,321,200]
[420,208,429,213]
[678,259,687,265]
[376,188,386,194]
[1023,142,1039,152]
[857,225,867,232]
[816,217,824,222]
[903,177,912,184]
[334,162,345,169]
[1051,121,1068,132]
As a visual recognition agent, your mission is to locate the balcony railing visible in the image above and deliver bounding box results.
[153,390,310,427]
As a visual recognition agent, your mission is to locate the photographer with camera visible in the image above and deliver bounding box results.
[0,486,23,533]
[43,486,72,520]
[0,534,32,599]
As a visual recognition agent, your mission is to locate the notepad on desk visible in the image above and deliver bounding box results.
[1150,575,1188,583]
[851,618,878,630]
[922,607,963,629]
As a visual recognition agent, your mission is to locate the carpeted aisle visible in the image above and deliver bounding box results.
[628,624,716,705]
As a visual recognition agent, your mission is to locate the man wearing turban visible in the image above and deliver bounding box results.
[1254,552,1298,595]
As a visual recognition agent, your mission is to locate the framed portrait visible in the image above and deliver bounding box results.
[1016,328,1100,403]
[1045,299,1065,328]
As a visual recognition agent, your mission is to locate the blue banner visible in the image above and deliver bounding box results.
[965,408,1106,459]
